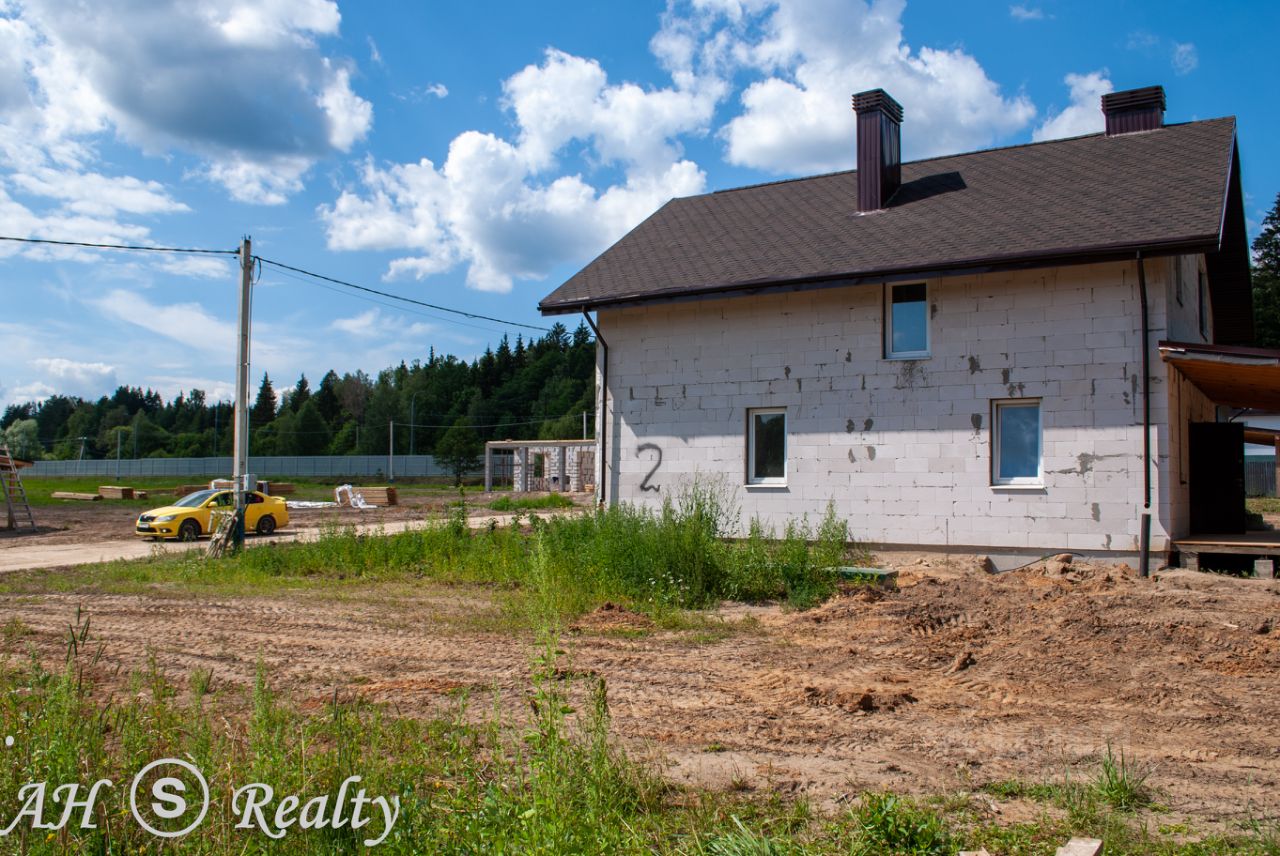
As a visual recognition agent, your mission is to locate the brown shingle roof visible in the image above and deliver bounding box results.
[539,118,1239,314]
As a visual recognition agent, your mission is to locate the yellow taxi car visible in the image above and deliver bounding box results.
[135,488,289,541]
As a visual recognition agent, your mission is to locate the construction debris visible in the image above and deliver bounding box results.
[205,511,236,559]
[334,485,396,508]
[51,492,101,501]
[97,486,134,500]
[1056,838,1103,856]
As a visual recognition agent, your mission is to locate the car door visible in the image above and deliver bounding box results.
[203,491,233,531]
[244,492,265,529]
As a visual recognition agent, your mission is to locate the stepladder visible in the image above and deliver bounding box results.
[0,445,35,530]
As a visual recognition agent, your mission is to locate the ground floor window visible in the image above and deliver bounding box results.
[993,399,1042,485]
[747,408,787,484]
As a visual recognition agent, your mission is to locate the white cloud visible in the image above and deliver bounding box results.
[91,289,237,357]
[1009,5,1044,20]
[1172,42,1198,75]
[30,357,116,397]
[1032,71,1112,142]
[8,168,187,217]
[672,0,1036,173]
[330,307,434,339]
[146,375,236,403]
[424,83,448,99]
[321,47,716,293]
[155,255,233,280]
[0,0,371,207]
[9,381,55,403]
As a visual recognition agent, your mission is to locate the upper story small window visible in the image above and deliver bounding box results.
[885,282,929,358]
[747,408,787,485]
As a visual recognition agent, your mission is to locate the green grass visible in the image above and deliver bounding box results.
[488,493,577,512]
[1246,496,1280,516]
[2,486,860,621]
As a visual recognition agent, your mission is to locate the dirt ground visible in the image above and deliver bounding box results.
[1,554,1276,825]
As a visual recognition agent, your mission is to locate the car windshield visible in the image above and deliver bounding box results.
[172,490,219,508]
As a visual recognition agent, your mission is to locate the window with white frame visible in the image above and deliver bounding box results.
[992,399,1042,485]
[885,282,929,358]
[747,408,787,485]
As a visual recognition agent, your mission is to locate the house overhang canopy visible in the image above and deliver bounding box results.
[1159,340,1280,412]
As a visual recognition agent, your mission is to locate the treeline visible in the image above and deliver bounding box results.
[1,322,595,462]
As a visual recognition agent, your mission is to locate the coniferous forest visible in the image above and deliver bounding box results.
[1,322,595,462]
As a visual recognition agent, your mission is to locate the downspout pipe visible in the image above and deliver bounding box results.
[582,310,608,506]
[1136,252,1152,577]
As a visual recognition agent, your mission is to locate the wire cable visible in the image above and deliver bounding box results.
[0,235,239,255]
[258,269,510,336]
[256,255,550,333]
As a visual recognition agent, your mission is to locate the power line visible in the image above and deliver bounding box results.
[259,268,511,336]
[0,235,239,255]
[256,255,551,333]
[393,412,590,431]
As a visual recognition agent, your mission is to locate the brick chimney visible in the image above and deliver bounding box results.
[1101,85,1165,136]
[852,88,903,212]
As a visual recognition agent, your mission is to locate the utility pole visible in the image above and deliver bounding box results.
[582,410,587,440]
[116,430,122,480]
[388,420,395,483]
[231,236,253,548]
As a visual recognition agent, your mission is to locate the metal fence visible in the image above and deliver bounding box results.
[1246,460,1277,497]
[28,455,467,479]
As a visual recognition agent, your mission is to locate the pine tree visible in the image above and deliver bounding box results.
[290,374,312,413]
[251,373,278,427]
[1252,192,1280,348]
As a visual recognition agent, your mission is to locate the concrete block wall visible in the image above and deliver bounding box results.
[595,258,1199,554]
[507,443,594,492]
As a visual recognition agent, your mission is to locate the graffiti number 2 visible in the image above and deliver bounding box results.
[637,443,662,492]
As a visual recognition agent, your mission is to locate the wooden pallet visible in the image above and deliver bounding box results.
[98,485,134,500]
[52,492,101,501]
[358,486,397,506]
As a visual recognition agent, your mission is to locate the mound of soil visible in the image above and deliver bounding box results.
[568,602,655,635]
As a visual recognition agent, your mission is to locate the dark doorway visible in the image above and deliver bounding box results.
[1189,422,1246,533]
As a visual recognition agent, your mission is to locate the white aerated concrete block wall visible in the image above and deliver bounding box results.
[596,258,1202,555]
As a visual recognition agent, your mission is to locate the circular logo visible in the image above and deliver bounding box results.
[129,758,210,838]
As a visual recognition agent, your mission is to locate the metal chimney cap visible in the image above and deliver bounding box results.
[852,89,904,123]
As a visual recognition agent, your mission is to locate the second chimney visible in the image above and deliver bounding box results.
[1101,85,1165,136]
[852,88,903,212]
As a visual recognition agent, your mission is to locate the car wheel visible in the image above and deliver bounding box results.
[256,515,276,536]
[177,519,201,542]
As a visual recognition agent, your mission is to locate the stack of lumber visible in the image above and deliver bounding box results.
[177,484,207,496]
[265,482,296,495]
[135,490,149,500]
[98,486,134,500]
[52,492,100,501]
[358,486,397,506]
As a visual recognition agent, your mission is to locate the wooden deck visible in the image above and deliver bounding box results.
[1172,531,1280,575]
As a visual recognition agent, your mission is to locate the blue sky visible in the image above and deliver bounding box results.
[2,0,1276,407]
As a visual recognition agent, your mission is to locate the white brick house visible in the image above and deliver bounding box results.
[539,86,1257,565]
